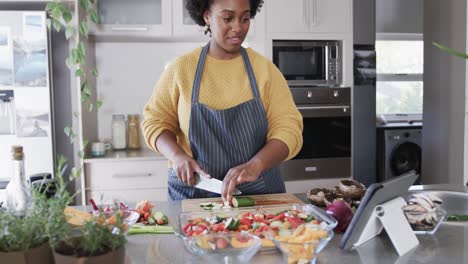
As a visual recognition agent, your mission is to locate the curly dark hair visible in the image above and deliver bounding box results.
[186,0,264,26]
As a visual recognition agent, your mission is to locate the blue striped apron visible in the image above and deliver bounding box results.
[168,44,286,200]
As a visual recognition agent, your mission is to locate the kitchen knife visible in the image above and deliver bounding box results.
[194,174,242,195]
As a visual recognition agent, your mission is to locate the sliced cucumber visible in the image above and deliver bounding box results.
[153,211,165,220]
[200,202,214,208]
[304,215,315,222]
[225,218,240,230]
[232,197,256,208]
[298,213,308,219]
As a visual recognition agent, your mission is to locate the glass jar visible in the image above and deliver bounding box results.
[127,114,141,150]
[112,114,127,150]
[6,145,31,214]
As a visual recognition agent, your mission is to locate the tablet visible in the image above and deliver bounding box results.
[339,171,419,250]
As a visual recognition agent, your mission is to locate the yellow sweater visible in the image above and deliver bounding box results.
[142,47,303,162]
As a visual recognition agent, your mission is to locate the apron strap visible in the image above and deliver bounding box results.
[240,48,261,99]
[191,44,210,104]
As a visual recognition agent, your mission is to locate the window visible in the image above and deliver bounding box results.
[376,36,423,117]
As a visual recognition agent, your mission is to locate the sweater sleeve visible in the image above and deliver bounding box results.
[141,62,180,152]
[265,63,303,160]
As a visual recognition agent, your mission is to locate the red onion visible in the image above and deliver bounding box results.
[326,200,354,233]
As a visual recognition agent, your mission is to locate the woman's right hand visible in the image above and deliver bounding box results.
[173,153,211,186]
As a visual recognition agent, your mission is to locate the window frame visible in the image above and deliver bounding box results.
[376,33,424,121]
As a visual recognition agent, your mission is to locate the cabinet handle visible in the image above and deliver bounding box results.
[112,173,153,178]
[303,0,307,26]
[111,27,148,32]
[313,0,318,26]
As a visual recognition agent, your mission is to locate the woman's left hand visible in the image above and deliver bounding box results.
[221,160,263,202]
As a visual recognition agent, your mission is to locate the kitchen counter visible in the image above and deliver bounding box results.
[123,185,468,264]
[83,148,167,163]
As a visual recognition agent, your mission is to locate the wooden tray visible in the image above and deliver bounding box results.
[182,193,304,212]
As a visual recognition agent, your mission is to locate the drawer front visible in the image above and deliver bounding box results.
[85,160,169,190]
[86,188,168,203]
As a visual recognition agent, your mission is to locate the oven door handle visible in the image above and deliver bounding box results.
[297,105,351,117]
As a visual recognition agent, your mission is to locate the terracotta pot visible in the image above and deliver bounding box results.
[53,246,125,264]
[0,242,53,264]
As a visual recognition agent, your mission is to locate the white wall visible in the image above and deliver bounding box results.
[95,42,205,144]
[423,0,466,185]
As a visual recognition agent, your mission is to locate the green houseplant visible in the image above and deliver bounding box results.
[44,1,127,263]
[0,190,53,264]
[433,42,468,59]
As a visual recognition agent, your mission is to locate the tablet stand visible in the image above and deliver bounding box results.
[353,196,419,256]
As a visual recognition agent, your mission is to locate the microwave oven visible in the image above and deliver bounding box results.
[272,40,342,87]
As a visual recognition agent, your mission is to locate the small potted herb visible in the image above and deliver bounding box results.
[46,157,127,264]
[0,191,53,264]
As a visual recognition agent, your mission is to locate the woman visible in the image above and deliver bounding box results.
[142,0,303,201]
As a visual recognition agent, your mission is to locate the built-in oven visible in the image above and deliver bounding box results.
[280,87,351,180]
[272,40,342,87]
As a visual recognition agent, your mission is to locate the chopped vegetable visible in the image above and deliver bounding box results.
[232,197,256,207]
[446,214,468,221]
[326,200,353,233]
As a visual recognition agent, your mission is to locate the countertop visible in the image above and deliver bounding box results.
[83,148,167,163]
[122,184,468,264]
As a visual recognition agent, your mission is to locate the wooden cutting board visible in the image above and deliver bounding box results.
[182,193,304,212]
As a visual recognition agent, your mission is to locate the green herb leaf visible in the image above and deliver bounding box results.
[79,21,89,38]
[79,0,90,11]
[89,9,99,24]
[64,126,72,137]
[83,139,89,148]
[65,26,74,40]
[433,42,468,59]
[75,68,85,77]
[91,68,99,77]
[62,10,72,23]
[51,7,63,21]
[46,18,52,30]
[81,93,89,103]
[96,99,103,111]
[53,20,62,32]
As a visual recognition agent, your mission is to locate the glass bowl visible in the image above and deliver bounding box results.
[188,233,262,264]
[404,207,447,235]
[268,222,335,264]
[174,204,337,255]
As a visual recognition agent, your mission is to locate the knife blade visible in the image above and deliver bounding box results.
[194,174,242,195]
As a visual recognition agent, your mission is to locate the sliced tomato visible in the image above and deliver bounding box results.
[239,218,252,226]
[265,213,276,219]
[211,223,225,233]
[237,224,250,231]
[183,223,194,234]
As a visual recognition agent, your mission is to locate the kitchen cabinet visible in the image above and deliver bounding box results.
[172,0,257,39]
[266,0,352,33]
[84,158,169,202]
[172,0,205,37]
[90,0,172,38]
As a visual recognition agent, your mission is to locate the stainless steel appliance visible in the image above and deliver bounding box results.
[272,40,342,87]
[280,87,351,180]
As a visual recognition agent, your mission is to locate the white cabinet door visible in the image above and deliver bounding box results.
[91,0,172,37]
[172,0,206,37]
[266,0,308,33]
[311,0,352,33]
[85,160,168,191]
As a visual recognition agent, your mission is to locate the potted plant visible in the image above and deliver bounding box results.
[45,156,127,264]
[0,190,53,264]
